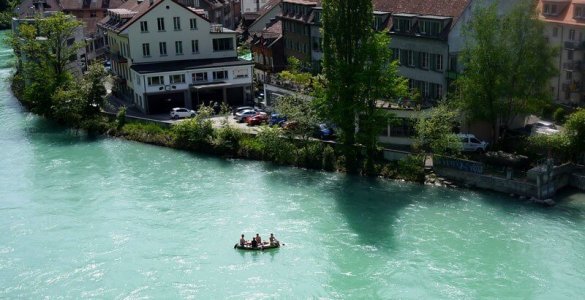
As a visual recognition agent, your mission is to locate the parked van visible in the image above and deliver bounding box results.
[457,133,489,153]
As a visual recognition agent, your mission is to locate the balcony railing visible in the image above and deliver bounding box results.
[563,60,583,71]
[564,41,585,50]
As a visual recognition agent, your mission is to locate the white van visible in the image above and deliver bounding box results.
[457,133,489,153]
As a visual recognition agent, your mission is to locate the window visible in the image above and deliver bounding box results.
[576,6,584,19]
[419,20,440,36]
[140,21,148,32]
[192,72,208,82]
[570,29,576,41]
[90,11,96,17]
[420,52,429,69]
[191,40,199,53]
[212,70,228,80]
[213,38,234,51]
[142,43,150,57]
[566,70,573,80]
[407,50,414,67]
[395,18,411,32]
[233,69,249,79]
[147,76,163,86]
[190,18,197,30]
[553,27,558,37]
[173,17,181,31]
[544,4,558,15]
[436,54,443,71]
[170,74,185,84]
[175,41,183,55]
[568,49,574,61]
[159,42,167,56]
[157,17,165,31]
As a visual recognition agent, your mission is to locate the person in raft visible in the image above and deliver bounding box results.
[251,237,258,248]
[255,233,262,244]
[239,234,247,246]
[269,233,279,246]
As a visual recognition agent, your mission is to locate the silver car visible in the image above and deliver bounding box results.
[235,109,257,122]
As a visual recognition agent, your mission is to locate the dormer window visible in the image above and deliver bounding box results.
[575,5,585,19]
[395,18,411,33]
[543,3,558,16]
[419,20,441,36]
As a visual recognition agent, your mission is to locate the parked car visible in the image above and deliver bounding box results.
[282,120,299,131]
[235,109,257,122]
[531,121,560,135]
[314,123,335,140]
[246,112,269,126]
[269,113,287,126]
[233,106,263,116]
[457,133,489,153]
[170,107,196,119]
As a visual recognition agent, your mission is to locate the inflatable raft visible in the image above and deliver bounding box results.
[234,242,280,250]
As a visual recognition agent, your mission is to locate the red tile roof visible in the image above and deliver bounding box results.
[373,0,471,21]
[538,0,585,26]
[99,0,209,33]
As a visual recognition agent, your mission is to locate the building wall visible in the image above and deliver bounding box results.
[248,5,280,33]
[125,0,237,64]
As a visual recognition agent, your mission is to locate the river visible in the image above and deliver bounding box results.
[1,32,584,299]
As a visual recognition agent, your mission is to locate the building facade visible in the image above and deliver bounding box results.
[99,0,253,113]
[538,0,585,106]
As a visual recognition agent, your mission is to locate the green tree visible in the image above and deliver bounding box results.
[274,95,319,139]
[38,12,83,84]
[413,101,462,158]
[564,108,585,162]
[81,62,108,117]
[356,32,407,173]
[322,0,406,173]
[457,0,556,142]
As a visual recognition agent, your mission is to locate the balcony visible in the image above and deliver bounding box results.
[564,41,585,50]
[562,80,583,93]
[563,60,583,71]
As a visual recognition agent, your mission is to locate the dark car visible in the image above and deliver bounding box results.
[269,113,287,126]
[314,123,335,140]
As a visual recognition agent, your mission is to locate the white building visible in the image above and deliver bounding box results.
[99,0,254,113]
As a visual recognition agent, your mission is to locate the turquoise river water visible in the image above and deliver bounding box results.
[1,33,585,299]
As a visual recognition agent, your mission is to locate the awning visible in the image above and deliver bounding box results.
[190,82,232,90]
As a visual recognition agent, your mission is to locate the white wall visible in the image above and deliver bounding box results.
[125,0,237,64]
[133,64,253,94]
[248,2,280,33]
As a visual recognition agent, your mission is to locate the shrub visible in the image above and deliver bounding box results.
[238,136,263,160]
[122,122,173,146]
[322,145,336,171]
[214,124,243,155]
[397,155,425,182]
[116,106,126,129]
[297,142,323,169]
[553,107,566,124]
[172,117,214,150]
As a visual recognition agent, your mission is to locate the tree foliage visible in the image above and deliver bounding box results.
[413,101,462,156]
[564,108,585,161]
[321,0,406,173]
[457,0,556,142]
[274,95,319,139]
